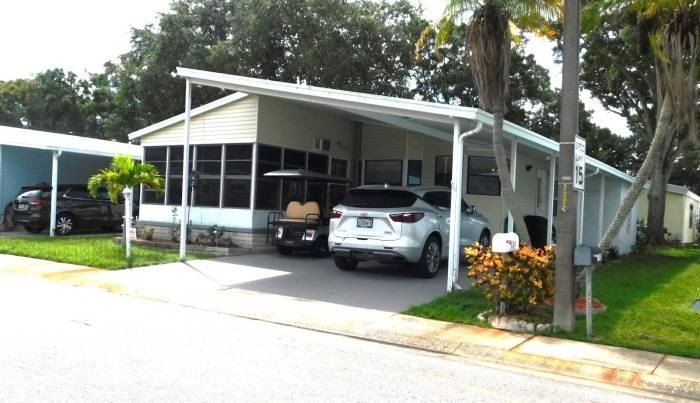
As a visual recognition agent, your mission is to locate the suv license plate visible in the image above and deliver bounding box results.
[356,217,373,228]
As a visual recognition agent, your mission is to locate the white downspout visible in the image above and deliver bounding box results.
[179,79,192,259]
[447,120,483,292]
[507,140,518,232]
[547,154,556,245]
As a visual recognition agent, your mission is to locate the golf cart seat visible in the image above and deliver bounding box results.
[277,201,321,225]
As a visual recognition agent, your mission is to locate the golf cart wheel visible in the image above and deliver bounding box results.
[24,225,45,234]
[334,256,358,271]
[312,235,329,258]
[415,235,441,278]
[277,245,293,255]
[55,213,75,235]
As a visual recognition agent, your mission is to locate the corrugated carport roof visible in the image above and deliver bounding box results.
[0,125,142,159]
[161,67,633,183]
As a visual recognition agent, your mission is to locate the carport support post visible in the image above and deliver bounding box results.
[49,150,61,237]
[179,79,192,259]
[447,119,462,292]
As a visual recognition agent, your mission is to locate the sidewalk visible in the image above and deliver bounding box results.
[2,254,699,400]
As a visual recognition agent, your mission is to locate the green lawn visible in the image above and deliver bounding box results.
[0,235,209,270]
[405,246,700,358]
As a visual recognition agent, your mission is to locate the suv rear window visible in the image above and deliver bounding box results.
[340,189,418,208]
[17,190,43,199]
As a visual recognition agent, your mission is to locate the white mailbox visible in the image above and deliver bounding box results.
[492,232,520,253]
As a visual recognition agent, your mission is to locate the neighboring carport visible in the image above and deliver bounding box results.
[0,126,142,236]
[172,68,636,291]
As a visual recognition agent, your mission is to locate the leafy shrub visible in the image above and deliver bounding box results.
[465,244,555,314]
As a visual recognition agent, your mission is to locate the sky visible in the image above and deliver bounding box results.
[0,0,630,136]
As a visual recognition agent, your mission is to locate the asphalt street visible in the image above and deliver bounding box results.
[0,273,670,402]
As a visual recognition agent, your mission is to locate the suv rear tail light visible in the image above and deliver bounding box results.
[29,199,47,207]
[330,209,343,219]
[389,212,424,223]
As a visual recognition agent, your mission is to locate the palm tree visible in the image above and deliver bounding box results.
[427,0,562,245]
[87,155,164,257]
[587,0,699,251]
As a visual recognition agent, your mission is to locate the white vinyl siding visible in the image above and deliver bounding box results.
[257,96,355,162]
[139,96,259,146]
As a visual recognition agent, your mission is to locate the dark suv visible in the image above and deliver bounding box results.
[12,184,133,235]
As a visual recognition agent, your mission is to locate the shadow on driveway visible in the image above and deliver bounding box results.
[187,252,470,313]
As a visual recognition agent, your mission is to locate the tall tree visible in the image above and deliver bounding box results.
[425,0,562,245]
[588,0,700,251]
[102,0,426,139]
[580,10,694,245]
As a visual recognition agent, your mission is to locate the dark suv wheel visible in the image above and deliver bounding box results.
[415,235,441,278]
[55,213,75,235]
[24,225,45,234]
[334,256,358,271]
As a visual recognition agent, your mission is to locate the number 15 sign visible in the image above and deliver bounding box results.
[574,135,586,191]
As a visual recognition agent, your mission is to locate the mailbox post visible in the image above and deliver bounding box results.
[492,233,520,315]
[574,244,603,338]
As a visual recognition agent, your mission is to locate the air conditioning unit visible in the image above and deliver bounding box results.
[313,137,331,152]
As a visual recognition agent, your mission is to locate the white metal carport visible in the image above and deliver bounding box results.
[0,126,142,236]
[173,67,635,291]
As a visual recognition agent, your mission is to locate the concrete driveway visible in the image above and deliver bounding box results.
[195,253,470,312]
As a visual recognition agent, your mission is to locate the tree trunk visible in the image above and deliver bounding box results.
[646,135,675,244]
[492,109,531,244]
[599,95,674,251]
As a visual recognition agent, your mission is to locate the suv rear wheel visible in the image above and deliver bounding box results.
[24,225,45,234]
[334,256,358,271]
[415,235,441,278]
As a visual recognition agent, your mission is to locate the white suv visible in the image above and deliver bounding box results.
[328,186,491,278]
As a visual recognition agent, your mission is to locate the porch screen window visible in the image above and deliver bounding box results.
[256,145,282,210]
[467,156,501,196]
[364,160,402,186]
[223,144,252,208]
[167,145,194,205]
[434,156,451,187]
[142,146,166,204]
[284,149,306,170]
[193,145,222,207]
[331,158,348,178]
[407,160,422,186]
[307,152,328,174]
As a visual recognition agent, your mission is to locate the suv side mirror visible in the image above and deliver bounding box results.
[464,205,476,215]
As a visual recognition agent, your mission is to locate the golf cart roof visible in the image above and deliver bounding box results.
[263,169,351,183]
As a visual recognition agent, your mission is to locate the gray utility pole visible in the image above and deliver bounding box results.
[553,0,580,332]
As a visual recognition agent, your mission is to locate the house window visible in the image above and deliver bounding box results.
[691,205,695,229]
[407,160,422,186]
[331,158,348,178]
[167,145,194,205]
[284,149,306,170]
[193,145,222,207]
[142,146,166,204]
[434,156,451,187]
[365,160,402,186]
[223,144,252,208]
[256,144,282,210]
[467,156,501,196]
[307,152,328,174]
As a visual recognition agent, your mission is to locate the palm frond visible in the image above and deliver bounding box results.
[85,154,165,204]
